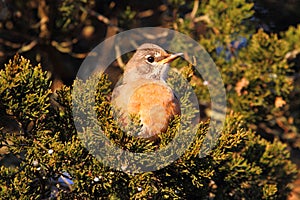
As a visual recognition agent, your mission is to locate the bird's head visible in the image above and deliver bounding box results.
[123,43,183,82]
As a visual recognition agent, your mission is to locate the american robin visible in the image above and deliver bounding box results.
[111,43,182,139]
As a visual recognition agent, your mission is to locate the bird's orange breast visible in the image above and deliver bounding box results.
[127,82,180,137]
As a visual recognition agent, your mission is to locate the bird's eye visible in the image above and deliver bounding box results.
[147,56,155,63]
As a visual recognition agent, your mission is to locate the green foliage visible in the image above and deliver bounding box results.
[56,0,95,31]
[280,25,300,147]
[118,6,137,29]
[183,0,295,129]
[0,55,297,199]
[165,0,296,152]
[224,29,293,122]
[283,24,300,51]
[213,114,297,199]
[1,0,300,199]
[198,0,254,50]
[0,54,51,133]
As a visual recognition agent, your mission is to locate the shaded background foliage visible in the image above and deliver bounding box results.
[0,0,300,199]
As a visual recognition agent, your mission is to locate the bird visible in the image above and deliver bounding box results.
[111,43,182,139]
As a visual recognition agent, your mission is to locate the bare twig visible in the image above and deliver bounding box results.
[158,4,168,12]
[115,44,125,68]
[137,9,154,18]
[51,41,71,53]
[194,14,211,24]
[69,52,90,59]
[190,0,199,19]
[50,40,90,58]
[285,49,300,60]
[129,40,139,49]
[139,31,169,40]
[18,40,38,53]
[79,6,122,31]
[38,0,50,39]
[79,6,108,25]
[0,38,22,49]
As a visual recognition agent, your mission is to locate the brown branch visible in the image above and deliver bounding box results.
[79,6,122,31]
[51,41,71,54]
[69,52,90,59]
[190,0,199,19]
[37,0,50,39]
[137,9,154,18]
[194,14,211,24]
[139,31,169,40]
[18,40,38,53]
[0,38,22,49]
[115,44,125,68]
[285,49,300,60]
[79,6,109,25]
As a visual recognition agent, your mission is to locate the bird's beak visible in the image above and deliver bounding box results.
[158,53,183,64]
